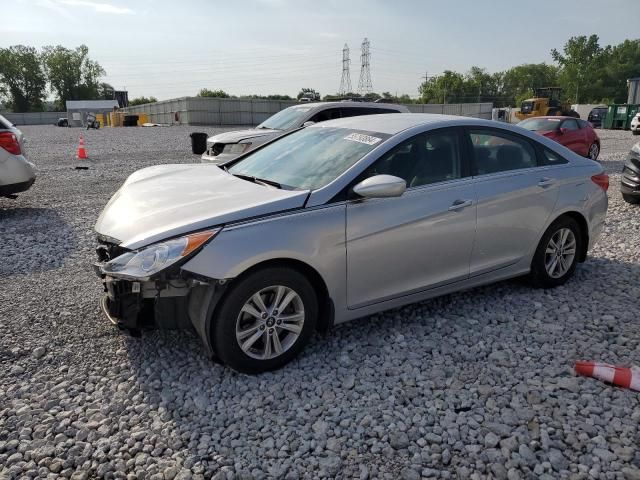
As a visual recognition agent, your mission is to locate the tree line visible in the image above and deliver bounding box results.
[418,36,640,107]
[0,45,113,112]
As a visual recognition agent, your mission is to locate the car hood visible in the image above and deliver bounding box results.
[207,128,282,144]
[95,164,309,250]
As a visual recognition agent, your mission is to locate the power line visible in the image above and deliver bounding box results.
[357,38,373,95]
[339,43,352,96]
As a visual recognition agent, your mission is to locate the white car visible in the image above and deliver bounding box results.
[631,113,640,135]
[200,102,409,164]
[0,114,35,198]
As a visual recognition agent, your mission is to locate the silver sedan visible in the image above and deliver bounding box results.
[94,114,608,373]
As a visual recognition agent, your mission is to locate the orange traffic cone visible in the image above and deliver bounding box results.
[575,361,640,391]
[76,134,88,160]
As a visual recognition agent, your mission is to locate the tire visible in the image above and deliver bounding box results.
[587,142,600,160]
[529,216,582,289]
[633,130,639,136]
[622,193,640,204]
[548,109,559,116]
[212,267,318,374]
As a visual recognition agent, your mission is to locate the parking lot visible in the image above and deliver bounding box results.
[1,125,639,479]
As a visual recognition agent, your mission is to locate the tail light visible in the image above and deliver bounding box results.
[0,131,21,155]
[591,173,609,191]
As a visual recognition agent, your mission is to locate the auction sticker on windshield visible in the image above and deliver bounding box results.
[344,133,382,146]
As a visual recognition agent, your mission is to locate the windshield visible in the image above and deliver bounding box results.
[518,118,561,131]
[228,126,389,190]
[257,106,313,130]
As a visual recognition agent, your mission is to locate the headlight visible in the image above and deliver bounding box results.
[101,229,220,280]
[632,143,640,155]
[223,143,252,155]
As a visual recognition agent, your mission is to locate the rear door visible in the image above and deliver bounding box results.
[466,128,559,276]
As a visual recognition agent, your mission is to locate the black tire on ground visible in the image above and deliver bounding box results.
[548,109,559,116]
[622,193,640,204]
[633,130,639,136]
[529,216,582,289]
[211,267,318,374]
[587,142,600,160]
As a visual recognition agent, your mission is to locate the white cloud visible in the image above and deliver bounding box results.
[58,0,134,14]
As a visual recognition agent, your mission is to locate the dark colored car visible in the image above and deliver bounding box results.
[587,106,608,128]
[517,116,600,160]
[621,142,640,204]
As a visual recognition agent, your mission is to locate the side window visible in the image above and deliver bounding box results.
[541,148,569,166]
[363,130,461,188]
[308,108,341,123]
[468,129,537,175]
[562,119,580,130]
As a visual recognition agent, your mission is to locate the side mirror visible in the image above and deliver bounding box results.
[559,127,568,135]
[302,121,315,127]
[352,175,406,199]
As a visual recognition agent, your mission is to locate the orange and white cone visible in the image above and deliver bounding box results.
[76,134,88,160]
[575,361,640,392]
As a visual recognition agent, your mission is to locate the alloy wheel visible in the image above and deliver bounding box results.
[235,285,305,360]
[544,228,577,279]
[588,143,599,160]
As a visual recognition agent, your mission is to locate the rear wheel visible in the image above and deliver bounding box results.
[587,143,600,160]
[212,267,318,374]
[529,217,582,288]
[633,130,639,136]
[622,193,640,204]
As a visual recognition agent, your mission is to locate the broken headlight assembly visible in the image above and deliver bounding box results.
[101,229,220,281]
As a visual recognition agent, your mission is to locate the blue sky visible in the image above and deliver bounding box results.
[6,0,640,100]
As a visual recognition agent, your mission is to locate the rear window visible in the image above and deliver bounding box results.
[518,118,561,131]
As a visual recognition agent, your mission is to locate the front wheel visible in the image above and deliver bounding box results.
[587,143,599,160]
[529,217,582,288]
[212,267,318,373]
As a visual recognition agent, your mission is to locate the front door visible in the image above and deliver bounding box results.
[346,128,477,308]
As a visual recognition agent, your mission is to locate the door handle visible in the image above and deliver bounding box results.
[448,199,473,211]
[538,177,555,187]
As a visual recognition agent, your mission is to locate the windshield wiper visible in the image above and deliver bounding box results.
[230,172,281,189]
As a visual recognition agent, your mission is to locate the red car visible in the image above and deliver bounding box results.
[518,116,600,160]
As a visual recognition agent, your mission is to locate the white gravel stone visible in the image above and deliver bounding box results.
[1,126,639,478]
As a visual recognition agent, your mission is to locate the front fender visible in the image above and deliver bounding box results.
[181,203,347,307]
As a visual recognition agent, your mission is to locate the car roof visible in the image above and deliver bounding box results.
[309,112,487,135]
[289,101,408,113]
[522,116,572,120]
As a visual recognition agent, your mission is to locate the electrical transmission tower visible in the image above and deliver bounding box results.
[357,38,373,95]
[339,44,352,96]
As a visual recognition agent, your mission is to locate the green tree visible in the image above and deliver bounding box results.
[197,88,230,98]
[129,96,158,106]
[419,70,466,103]
[501,63,559,106]
[551,35,605,103]
[600,39,640,103]
[42,44,106,109]
[0,45,47,112]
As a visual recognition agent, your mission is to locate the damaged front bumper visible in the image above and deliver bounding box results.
[96,270,194,330]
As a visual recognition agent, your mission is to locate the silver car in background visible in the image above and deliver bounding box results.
[200,102,409,163]
[0,114,36,198]
[95,114,608,373]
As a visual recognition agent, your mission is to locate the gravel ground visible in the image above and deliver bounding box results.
[1,125,639,480]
